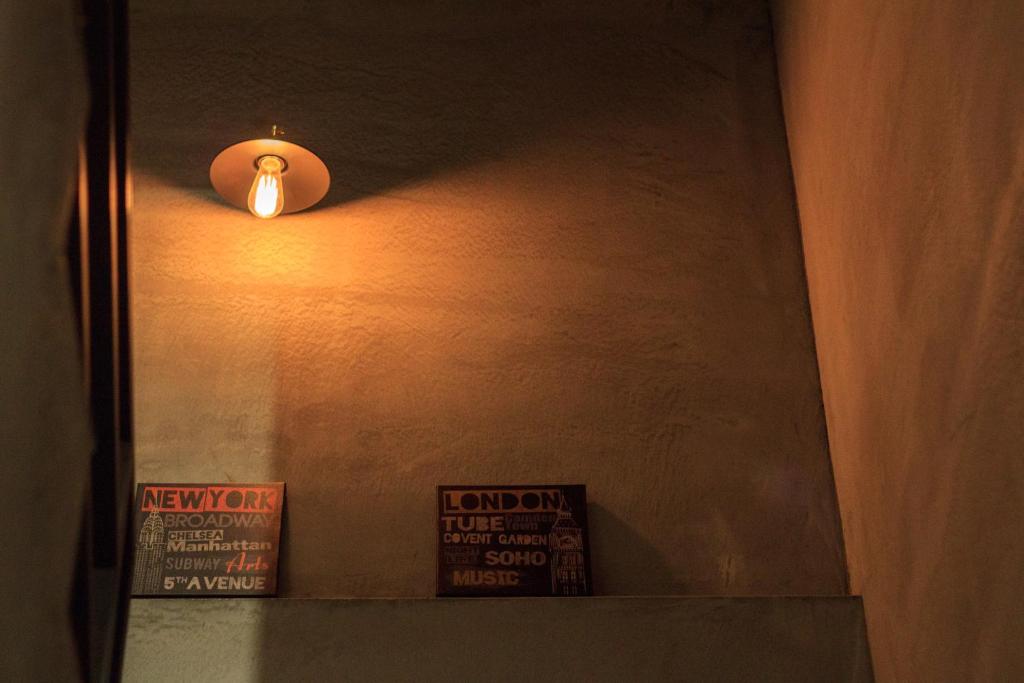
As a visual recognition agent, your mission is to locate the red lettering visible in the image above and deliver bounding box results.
[140,486,205,512]
[205,487,276,512]
[139,485,278,512]
[225,551,269,574]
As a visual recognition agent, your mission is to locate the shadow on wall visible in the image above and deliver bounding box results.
[588,503,678,595]
[131,0,728,209]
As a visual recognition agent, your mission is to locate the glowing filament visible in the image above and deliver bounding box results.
[247,155,285,218]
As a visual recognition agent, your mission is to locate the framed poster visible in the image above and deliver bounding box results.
[437,484,592,597]
[130,482,284,597]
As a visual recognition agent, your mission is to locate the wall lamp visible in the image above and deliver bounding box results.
[210,126,330,219]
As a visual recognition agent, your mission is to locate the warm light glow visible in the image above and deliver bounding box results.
[247,155,285,218]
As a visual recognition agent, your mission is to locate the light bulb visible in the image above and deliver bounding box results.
[247,155,285,218]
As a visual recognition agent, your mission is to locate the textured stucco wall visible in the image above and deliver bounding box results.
[0,1,90,680]
[130,0,846,597]
[124,597,873,683]
[773,1,1024,680]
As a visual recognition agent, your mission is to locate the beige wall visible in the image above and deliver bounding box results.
[773,1,1024,680]
[130,0,846,597]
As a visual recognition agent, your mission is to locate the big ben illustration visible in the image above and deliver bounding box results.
[133,509,166,593]
[548,496,588,595]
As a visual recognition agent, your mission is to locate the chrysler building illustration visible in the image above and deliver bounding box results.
[133,509,166,593]
[548,496,587,595]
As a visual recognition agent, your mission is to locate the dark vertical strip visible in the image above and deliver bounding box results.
[81,0,118,570]
[67,153,86,348]
[113,0,133,452]
[109,5,135,680]
[73,0,134,680]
